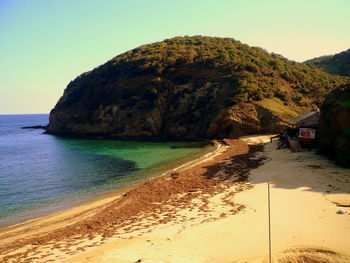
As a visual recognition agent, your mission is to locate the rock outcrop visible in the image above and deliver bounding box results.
[47,36,348,139]
[319,84,350,167]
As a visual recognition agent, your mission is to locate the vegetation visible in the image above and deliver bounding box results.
[305,49,350,76]
[49,36,349,138]
[256,98,299,120]
[61,36,348,110]
[319,83,350,167]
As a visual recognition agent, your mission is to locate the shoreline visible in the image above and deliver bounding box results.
[0,140,218,231]
[2,135,349,263]
[0,138,255,262]
[0,139,222,233]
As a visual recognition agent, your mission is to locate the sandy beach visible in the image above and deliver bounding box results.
[1,135,350,263]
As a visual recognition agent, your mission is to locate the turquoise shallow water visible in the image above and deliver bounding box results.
[0,114,213,227]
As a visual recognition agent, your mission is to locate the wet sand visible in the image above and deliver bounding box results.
[1,136,350,262]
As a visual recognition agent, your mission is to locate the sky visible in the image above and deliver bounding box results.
[0,0,349,114]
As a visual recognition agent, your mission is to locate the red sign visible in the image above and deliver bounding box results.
[299,128,316,139]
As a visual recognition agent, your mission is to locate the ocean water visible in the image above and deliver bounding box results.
[0,114,213,227]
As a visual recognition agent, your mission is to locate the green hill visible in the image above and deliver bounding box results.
[305,49,350,76]
[47,36,349,138]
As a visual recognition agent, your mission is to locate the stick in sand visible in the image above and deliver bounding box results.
[268,181,272,263]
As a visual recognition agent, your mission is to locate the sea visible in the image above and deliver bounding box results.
[0,114,214,228]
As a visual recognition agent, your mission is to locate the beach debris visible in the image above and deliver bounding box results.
[170,172,179,179]
[135,259,143,262]
[337,209,347,214]
[307,164,323,169]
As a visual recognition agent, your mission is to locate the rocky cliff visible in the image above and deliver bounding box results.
[47,36,348,139]
[319,84,350,167]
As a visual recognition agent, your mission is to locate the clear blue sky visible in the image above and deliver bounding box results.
[1,0,349,114]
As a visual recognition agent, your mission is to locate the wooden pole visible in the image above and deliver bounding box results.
[268,181,272,263]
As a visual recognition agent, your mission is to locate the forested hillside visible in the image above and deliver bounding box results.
[305,49,350,76]
[47,36,349,138]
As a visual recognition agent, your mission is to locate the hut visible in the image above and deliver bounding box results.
[288,110,320,145]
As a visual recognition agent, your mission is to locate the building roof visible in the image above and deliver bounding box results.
[288,110,320,128]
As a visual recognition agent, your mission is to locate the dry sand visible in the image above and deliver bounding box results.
[1,135,350,263]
